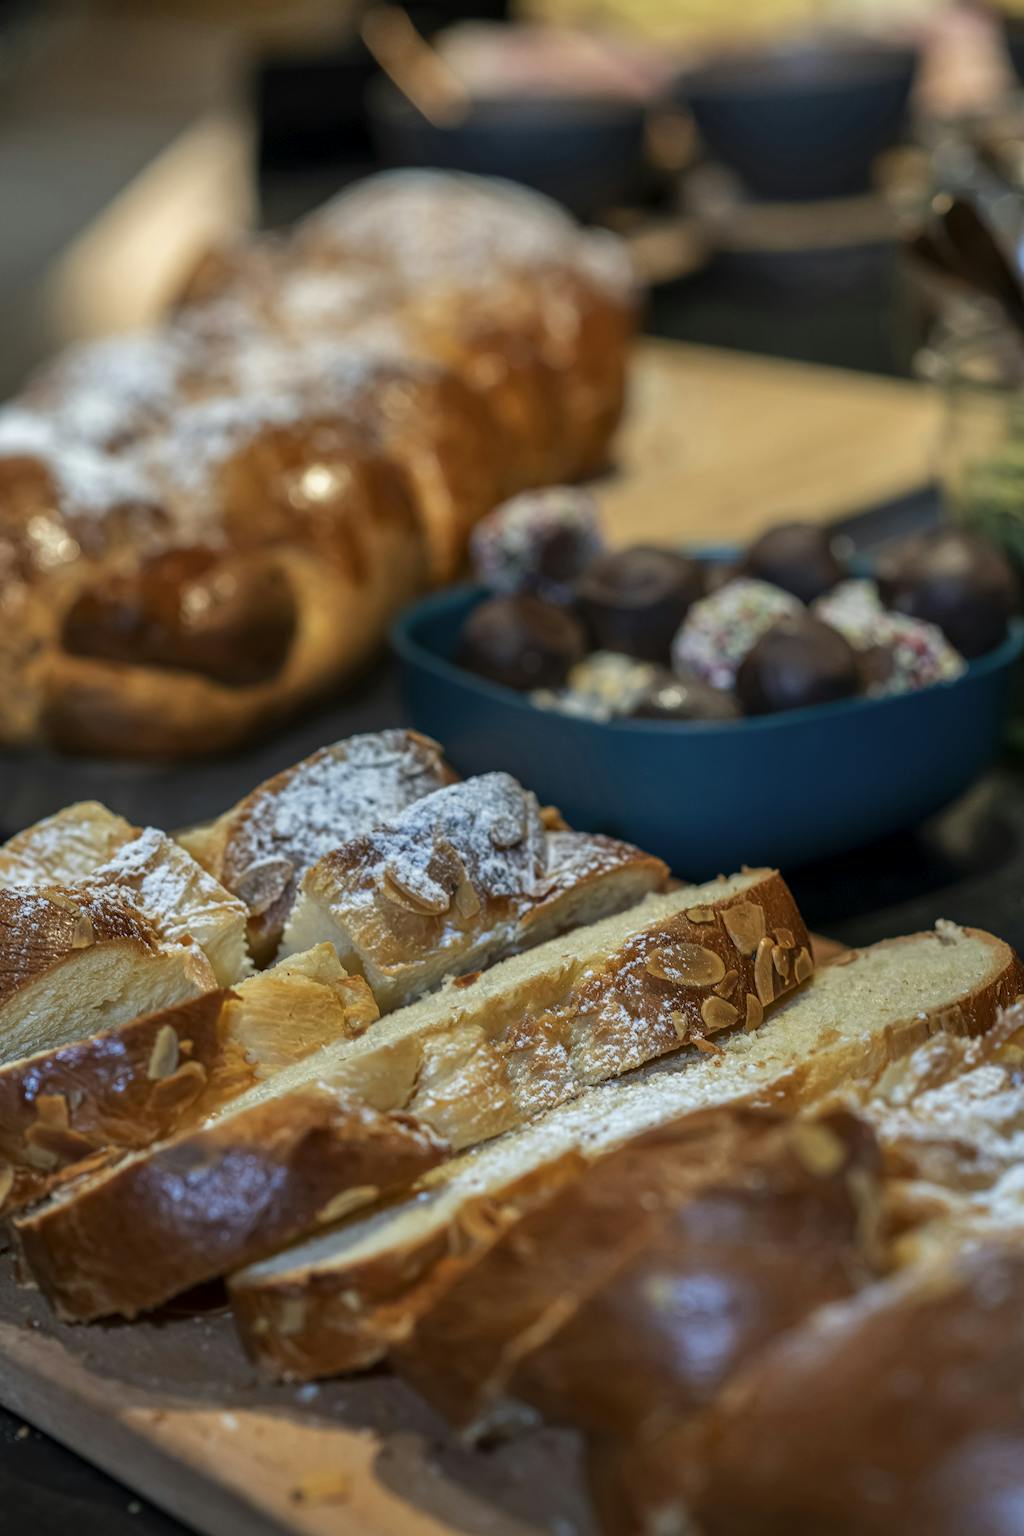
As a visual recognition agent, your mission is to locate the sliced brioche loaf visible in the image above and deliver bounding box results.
[0,886,215,1068]
[14,1088,448,1322]
[650,1242,1024,1536]
[12,870,803,1321]
[179,730,457,963]
[280,773,668,1009]
[226,869,806,1150]
[229,923,1023,1380]
[0,946,380,1217]
[0,805,251,985]
[397,1107,881,1438]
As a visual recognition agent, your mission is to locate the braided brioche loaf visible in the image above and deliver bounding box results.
[0,172,636,756]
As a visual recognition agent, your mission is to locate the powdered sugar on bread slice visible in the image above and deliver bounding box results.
[280,773,669,1009]
[0,885,214,1068]
[0,804,251,984]
[179,730,457,963]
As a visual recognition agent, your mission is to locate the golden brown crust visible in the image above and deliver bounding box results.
[0,990,241,1216]
[390,874,810,1145]
[658,1244,1024,1536]
[14,1089,448,1321]
[395,1108,882,1434]
[0,885,160,1004]
[0,949,381,1219]
[230,1152,587,1378]
[229,922,1021,1385]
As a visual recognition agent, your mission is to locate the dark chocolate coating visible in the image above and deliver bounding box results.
[877,528,1018,658]
[631,667,740,723]
[744,522,844,605]
[577,546,704,662]
[458,595,587,691]
[736,615,861,716]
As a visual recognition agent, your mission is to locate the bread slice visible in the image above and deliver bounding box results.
[654,1241,1024,1536]
[14,1089,448,1322]
[12,869,802,1321]
[398,1107,880,1439]
[840,999,1024,1264]
[179,730,457,963]
[0,886,215,1068]
[1,805,251,985]
[86,827,251,985]
[0,801,134,884]
[0,946,380,1218]
[280,773,669,1009]
[224,869,806,1148]
[229,923,1023,1381]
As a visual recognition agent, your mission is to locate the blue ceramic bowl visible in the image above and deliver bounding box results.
[392,585,1024,877]
[368,82,649,219]
[673,42,918,203]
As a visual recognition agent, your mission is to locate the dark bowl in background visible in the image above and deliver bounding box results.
[673,42,918,203]
[367,79,649,218]
[393,583,1023,878]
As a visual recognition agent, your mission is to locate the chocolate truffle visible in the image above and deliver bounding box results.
[672,578,804,691]
[470,487,604,604]
[577,546,704,662]
[631,667,741,723]
[876,528,1018,658]
[744,521,844,604]
[459,594,586,691]
[736,614,861,715]
[815,579,965,696]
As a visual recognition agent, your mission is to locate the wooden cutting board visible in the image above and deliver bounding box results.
[0,1251,593,1536]
[602,338,942,546]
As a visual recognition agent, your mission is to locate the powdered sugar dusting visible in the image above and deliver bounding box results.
[308,169,632,297]
[0,408,156,515]
[369,773,546,911]
[31,331,193,448]
[228,731,452,896]
[90,826,246,943]
[276,269,398,333]
[147,391,305,500]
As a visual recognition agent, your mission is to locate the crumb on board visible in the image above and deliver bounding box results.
[289,1470,352,1505]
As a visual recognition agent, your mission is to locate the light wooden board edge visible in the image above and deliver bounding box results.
[0,1317,291,1536]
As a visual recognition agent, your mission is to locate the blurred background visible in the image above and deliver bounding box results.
[4,0,1024,392]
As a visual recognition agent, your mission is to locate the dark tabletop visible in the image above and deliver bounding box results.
[4,117,1020,1536]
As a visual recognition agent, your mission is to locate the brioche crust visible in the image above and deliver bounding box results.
[0,172,633,756]
[14,1088,448,1321]
[230,925,1021,1382]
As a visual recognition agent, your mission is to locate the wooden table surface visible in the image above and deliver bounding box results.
[603,338,942,545]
